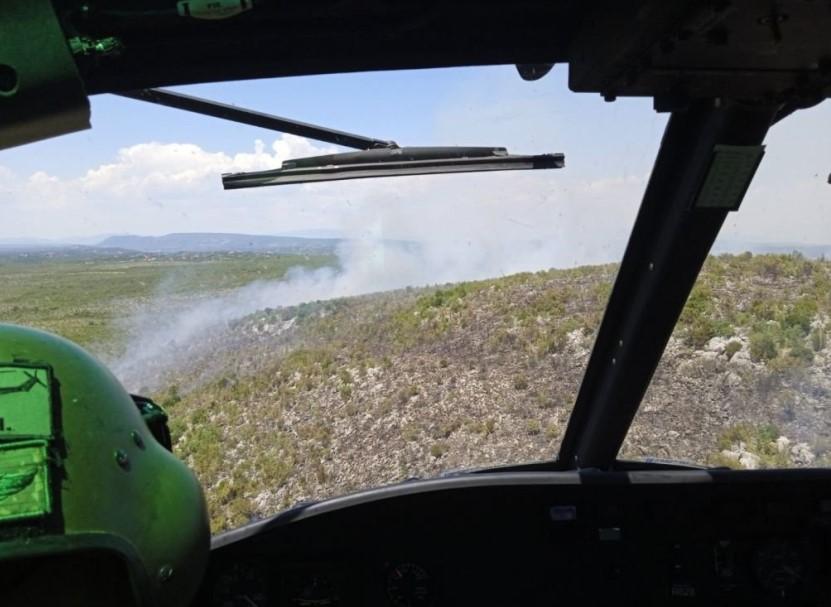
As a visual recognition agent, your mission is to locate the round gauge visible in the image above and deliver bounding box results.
[287,572,339,606]
[211,561,271,607]
[753,540,806,597]
[386,562,433,607]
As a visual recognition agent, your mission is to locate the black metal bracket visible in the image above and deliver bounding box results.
[0,0,90,150]
[115,88,398,150]
[556,99,778,470]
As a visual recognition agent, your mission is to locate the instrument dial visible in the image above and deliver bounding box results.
[753,540,806,598]
[211,561,270,607]
[386,562,433,607]
[286,572,340,606]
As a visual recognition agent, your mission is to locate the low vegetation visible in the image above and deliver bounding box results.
[3,251,830,532]
[0,249,333,355]
[709,423,791,468]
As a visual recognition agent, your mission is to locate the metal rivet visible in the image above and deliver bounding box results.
[611,357,617,365]
[158,565,174,583]
[618,339,624,348]
[648,262,655,271]
[114,449,130,470]
[0,65,18,96]
[131,431,145,450]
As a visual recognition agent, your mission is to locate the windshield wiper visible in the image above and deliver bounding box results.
[223,147,564,189]
[116,88,565,187]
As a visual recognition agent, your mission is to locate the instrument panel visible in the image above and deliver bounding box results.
[208,558,436,607]
[197,469,831,606]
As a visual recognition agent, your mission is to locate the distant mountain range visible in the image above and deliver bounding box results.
[711,240,831,259]
[96,233,341,254]
[1,232,830,259]
[0,233,342,255]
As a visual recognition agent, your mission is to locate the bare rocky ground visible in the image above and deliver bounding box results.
[148,254,831,531]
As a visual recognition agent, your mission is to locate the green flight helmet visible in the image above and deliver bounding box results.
[0,323,209,607]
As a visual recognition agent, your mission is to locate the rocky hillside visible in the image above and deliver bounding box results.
[150,253,831,532]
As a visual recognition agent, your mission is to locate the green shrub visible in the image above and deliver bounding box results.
[724,340,742,360]
[160,384,182,409]
[545,422,559,440]
[757,423,779,444]
[402,423,419,441]
[467,418,497,436]
[397,385,419,404]
[437,419,461,438]
[749,328,778,362]
[788,341,815,365]
[416,283,474,312]
[783,297,817,336]
[749,297,778,322]
[430,441,449,458]
[811,327,827,351]
[686,317,732,349]
[679,284,732,348]
[338,384,352,401]
[714,423,790,468]
[708,452,740,469]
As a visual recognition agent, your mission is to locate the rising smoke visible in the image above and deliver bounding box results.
[108,225,628,393]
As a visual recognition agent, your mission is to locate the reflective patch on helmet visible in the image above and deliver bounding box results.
[0,365,53,439]
[0,440,51,522]
[0,365,56,524]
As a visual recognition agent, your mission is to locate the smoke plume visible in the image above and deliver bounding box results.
[108,229,625,392]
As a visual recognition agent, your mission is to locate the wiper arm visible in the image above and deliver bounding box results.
[223,147,564,189]
[115,88,397,150]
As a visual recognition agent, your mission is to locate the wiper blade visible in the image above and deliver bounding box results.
[223,147,564,189]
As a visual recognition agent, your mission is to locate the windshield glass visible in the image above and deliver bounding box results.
[9,65,826,534]
[623,102,831,471]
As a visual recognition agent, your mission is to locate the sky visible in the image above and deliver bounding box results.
[0,65,829,268]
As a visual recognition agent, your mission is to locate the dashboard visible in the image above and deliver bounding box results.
[195,469,831,606]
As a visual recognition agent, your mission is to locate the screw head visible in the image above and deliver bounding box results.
[114,449,130,470]
[131,431,145,449]
[0,64,19,97]
[158,565,174,583]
